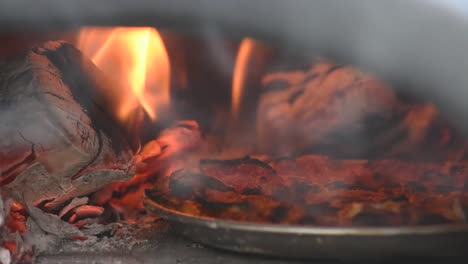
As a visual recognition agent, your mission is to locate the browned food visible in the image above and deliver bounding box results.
[146,155,468,226]
[257,60,462,161]
[199,158,288,198]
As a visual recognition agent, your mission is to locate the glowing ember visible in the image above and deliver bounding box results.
[78,27,170,124]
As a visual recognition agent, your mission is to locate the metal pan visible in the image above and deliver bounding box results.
[144,195,468,260]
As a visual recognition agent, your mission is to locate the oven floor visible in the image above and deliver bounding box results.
[36,221,465,264]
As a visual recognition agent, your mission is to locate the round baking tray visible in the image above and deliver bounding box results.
[143,195,468,259]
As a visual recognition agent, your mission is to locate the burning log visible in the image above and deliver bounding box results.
[0,41,133,238]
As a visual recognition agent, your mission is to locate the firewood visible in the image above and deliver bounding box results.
[0,41,134,230]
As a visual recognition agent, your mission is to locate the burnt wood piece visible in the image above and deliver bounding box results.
[256,60,465,160]
[0,41,134,213]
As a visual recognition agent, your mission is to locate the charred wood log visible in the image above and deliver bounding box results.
[0,41,133,220]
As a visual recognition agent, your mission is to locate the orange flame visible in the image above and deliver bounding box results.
[232,38,256,120]
[78,27,170,123]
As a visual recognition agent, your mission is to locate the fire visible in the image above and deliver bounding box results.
[78,27,170,124]
[231,38,256,120]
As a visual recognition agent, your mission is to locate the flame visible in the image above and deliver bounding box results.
[232,38,256,120]
[78,27,170,123]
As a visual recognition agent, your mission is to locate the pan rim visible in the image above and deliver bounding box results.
[143,194,468,236]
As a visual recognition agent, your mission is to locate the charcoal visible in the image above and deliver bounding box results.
[59,197,89,218]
